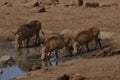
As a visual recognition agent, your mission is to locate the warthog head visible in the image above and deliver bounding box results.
[72,41,82,55]
[13,34,22,49]
[41,46,50,60]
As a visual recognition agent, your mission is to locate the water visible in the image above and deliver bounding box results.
[0,47,67,80]
[0,65,25,80]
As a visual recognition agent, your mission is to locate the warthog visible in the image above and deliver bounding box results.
[13,20,44,49]
[72,27,101,54]
[40,34,72,60]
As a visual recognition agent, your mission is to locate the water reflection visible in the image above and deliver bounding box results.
[0,47,65,80]
[14,48,63,72]
[0,65,25,80]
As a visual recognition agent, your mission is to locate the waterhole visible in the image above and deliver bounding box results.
[0,47,71,80]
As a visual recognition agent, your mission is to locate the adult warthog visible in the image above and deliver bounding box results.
[13,20,44,49]
[40,34,72,60]
[72,27,101,54]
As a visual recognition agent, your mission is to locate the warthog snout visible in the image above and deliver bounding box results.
[72,41,83,54]
[72,42,79,54]
[40,46,49,60]
[13,34,22,49]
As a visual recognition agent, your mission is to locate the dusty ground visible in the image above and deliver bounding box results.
[0,0,120,80]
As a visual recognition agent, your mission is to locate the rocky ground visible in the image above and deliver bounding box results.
[0,0,119,80]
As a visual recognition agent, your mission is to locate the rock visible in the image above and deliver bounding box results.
[4,2,8,5]
[79,0,83,6]
[56,73,86,80]
[0,69,3,74]
[0,55,11,63]
[3,2,12,7]
[0,55,14,64]
[41,0,59,5]
[33,1,40,7]
[38,6,46,13]
[24,0,40,7]
[59,0,83,6]
[57,74,70,80]
[85,2,99,8]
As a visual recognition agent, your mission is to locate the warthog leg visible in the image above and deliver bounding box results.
[37,37,40,45]
[55,50,59,59]
[68,47,73,56]
[85,43,90,51]
[47,52,52,60]
[35,37,40,46]
[26,38,30,47]
[41,53,46,60]
[35,37,37,45]
[98,38,102,48]
[78,45,83,54]
[95,38,102,49]
[34,33,40,46]
[47,50,59,59]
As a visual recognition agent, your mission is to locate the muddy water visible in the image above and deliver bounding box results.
[0,47,68,80]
